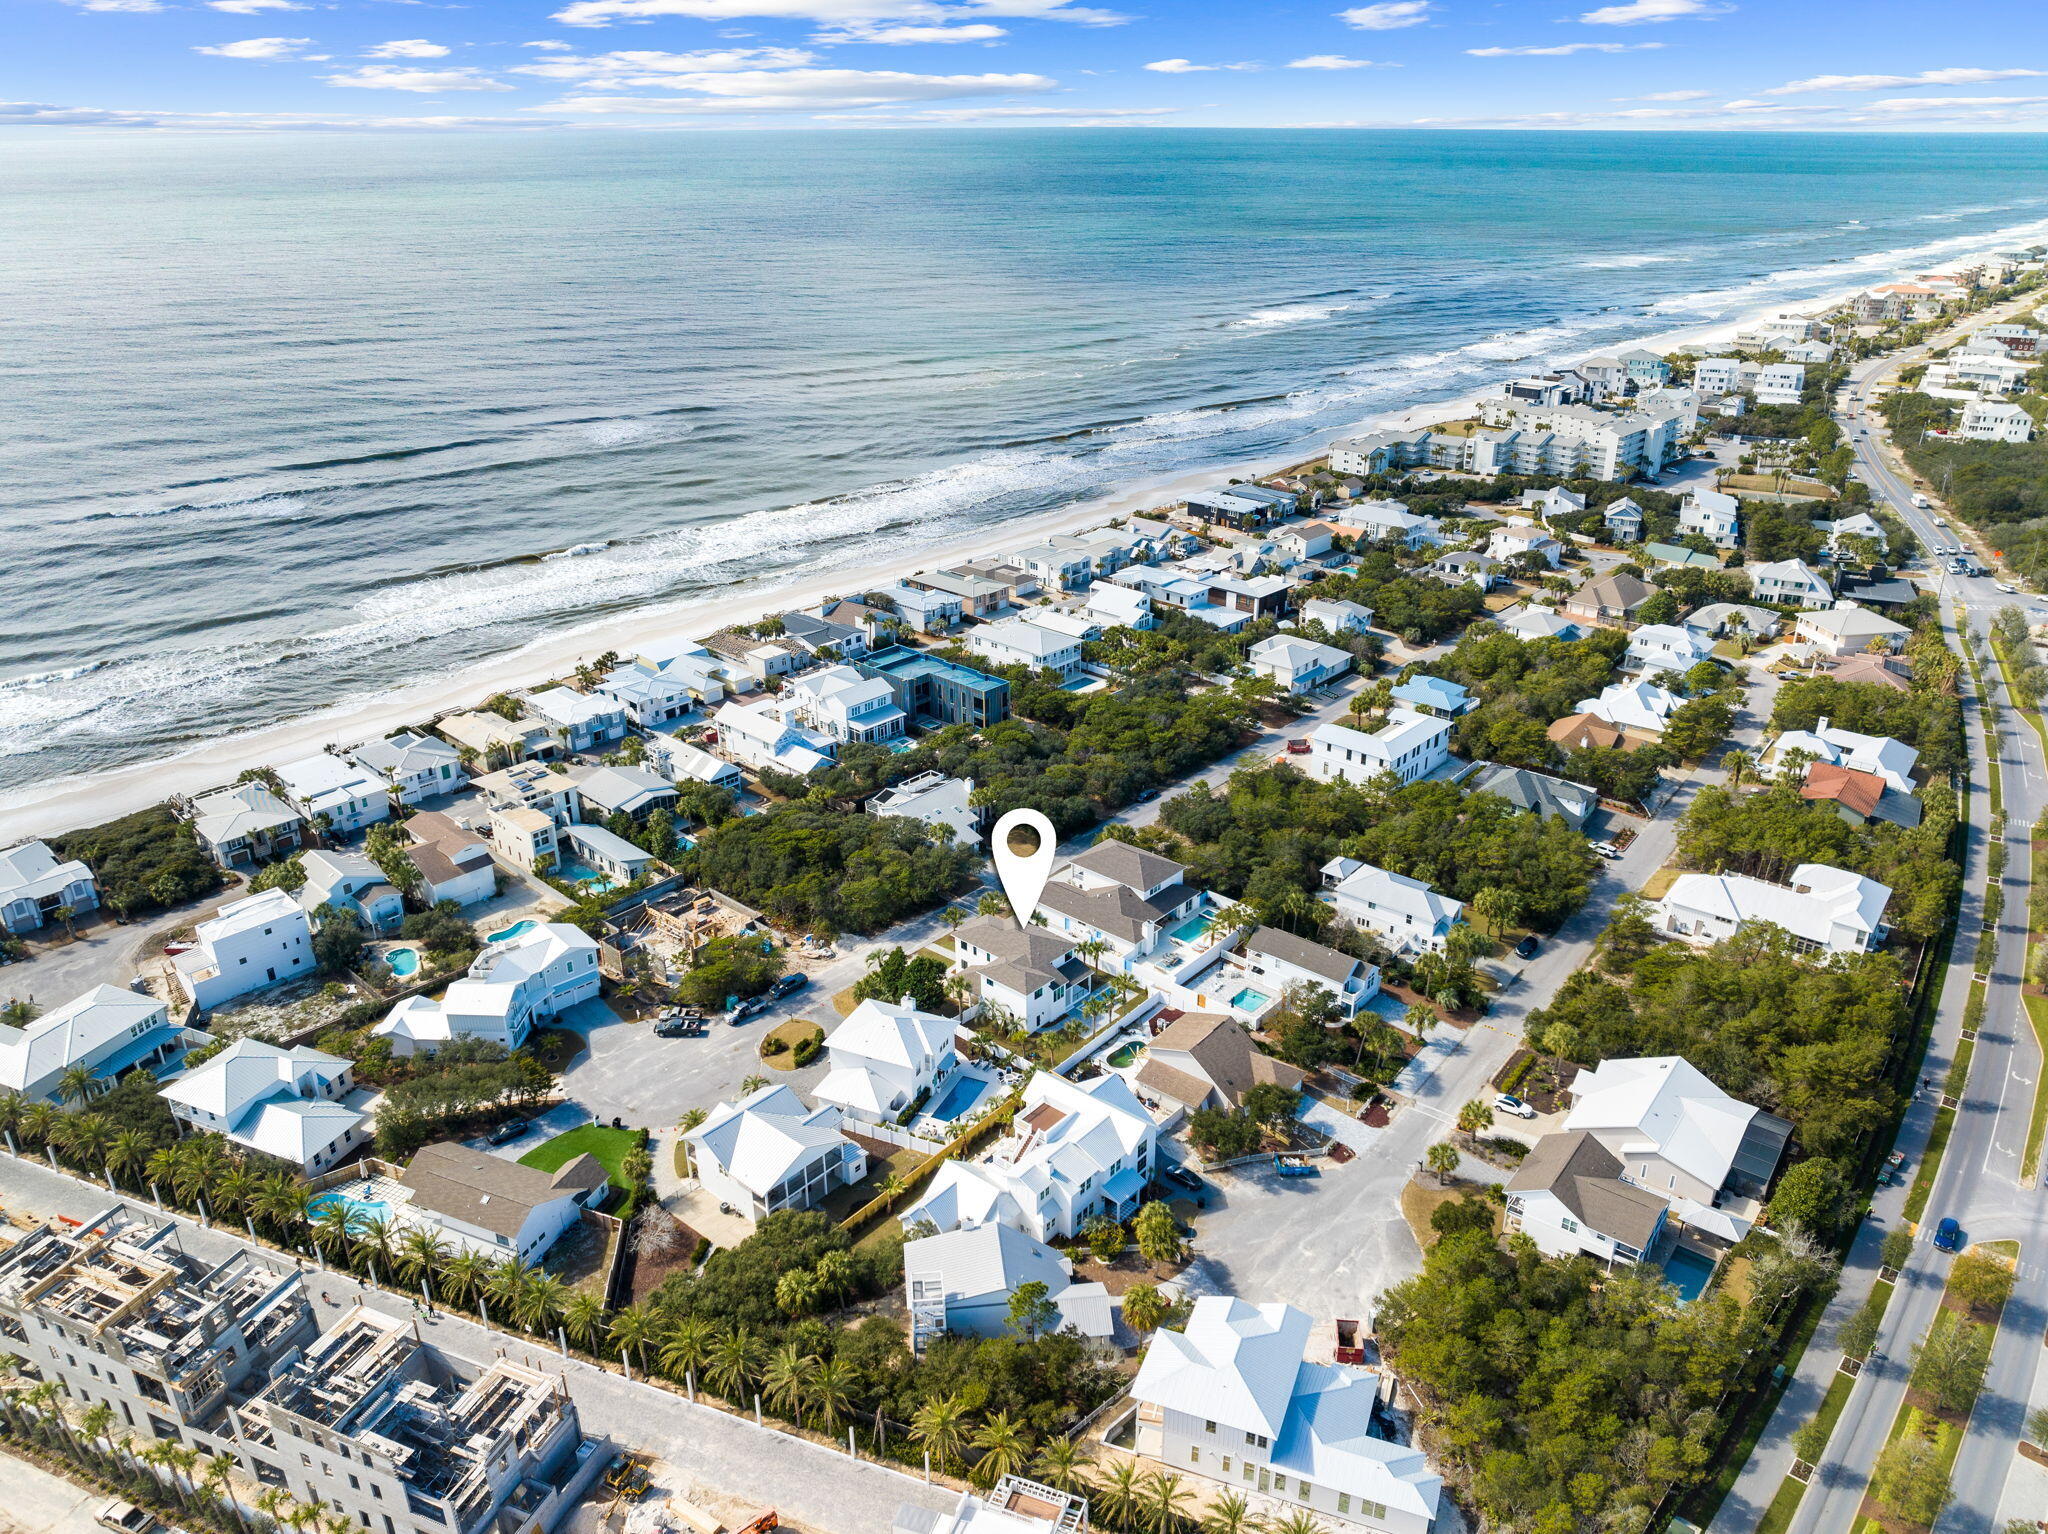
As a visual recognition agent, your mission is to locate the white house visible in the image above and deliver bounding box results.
[522,687,628,752]
[1248,635,1353,695]
[347,731,466,805]
[951,917,1092,1034]
[1748,559,1832,606]
[903,1225,1111,1348]
[713,698,838,777]
[969,618,1085,681]
[899,1071,1155,1242]
[1959,400,2035,442]
[569,764,678,821]
[187,782,305,870]
[595,663,703,729]
[273,753,391,837]
[1657,862,1891,955]
[782,665,908,746]
[372,922,600,1054]
[867,771,979,844]
[1335,500,1439,549]
[472,759,579,826]
[394,1140,610,1265]
[403,812,500,908]
[1301,597,1375,636]
[1691,358,1748,396]
[1601,498,1644,543]
[296,850,405,935]
[0,986,189,1104]
[1036,841,1205,976]
[1565,1055,1793,1205]
[1320,858,1463,956]
[1494,605,1582,643]
[648,737,746,795]
[1677,489,1740,549]
[1823,513,1888,557]
[1753,363,1806,406]
[1622,624,1715,676]
[685,1083,868,1227]
[894,1480,1089,1534]
[1306,710,1452,788]
[1226,926,1379,1019]
[1086,581,1156,631]
[1576,679,1681,737]
[813,997,961,1125]
[161,1040,368,1174]
[171,889,317,1009]
[0,840,98,936]
[1684,603,1780,641]
[1504,1133,1673,1268]
[1128,1296,1442,1534]
[1487,525,1565,569]
[558,823,655,886]
[1759,716,1918,795]
[1793,605,1909,657]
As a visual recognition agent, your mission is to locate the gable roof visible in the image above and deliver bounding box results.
[1506,1132,1667,1248]
[687,1083,853,1197]
[1241,926,1361,987]
[161,1038,350,1119]
[1565,1055,1791,1194]
[1547,713,1630,752]
[1801,763,1885,819]
[1139,1011,1308,1110]
[1467,764,1598,828]
[1569,572,1656,612]
[1130,1297,1309,1439]
[400,1141,605,1240]
[0,985,170,1095]
[1067,840,1186,892]
[904,1223,1071,1307]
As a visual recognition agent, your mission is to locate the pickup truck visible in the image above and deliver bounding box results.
[98,1503,161,1534]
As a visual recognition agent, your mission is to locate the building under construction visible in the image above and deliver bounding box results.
[0,1204,314,1452]
[236,1303,604,1534]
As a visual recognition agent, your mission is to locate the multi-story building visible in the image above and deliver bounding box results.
[1656,862,1891,956]
[1959,400,2035,442]
[1752,363,1806,406]
[372,923,600,1053]
[0,839,100,936]
[187,782,306,870]
[1305,709,1452,787]
[1320,858,1464,956]
[0,985,191,1103]
[950,917,1092,1034]
[968,619,1085,681]
[781,664,909,745]
[472,761,580,828]
[171,889,317,1010]
[347,732,467,806]
[685,1084,868,1226]
[274,753,393,837]
[161,1040,369,1174]
[858,646,1012,729]
[0,1205,315,1453]
[235,1304,600,1534]
[521,688,627,754]
[1677,489,1740,549]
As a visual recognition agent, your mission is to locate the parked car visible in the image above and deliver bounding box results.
[1995,581,2016,594]
[729,994,771,1023]
[1286,738,1311,755]
[767,972,809,1001]
[1160,1161,1204,1195]
[1514,935,1540,960]
[1933,1216,1962,1253]
[98,1503,160,1534]
[654,1016,702,1038]
[1136,787,1161,803]
[485,1119,526,1147]
[1590,841,1622,860]
[1493,1093,1537,1120]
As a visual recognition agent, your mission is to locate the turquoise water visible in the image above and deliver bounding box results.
[927,1075,991,1122]
[1231,988,1274,1012]
[1167,915,1211,944]
[558,861,616,892]
[485,920,536,944]
[7,132,2048,792]
[311,1191,388,1225]
[386,947,419,978]
[1662,1248,1718,1304]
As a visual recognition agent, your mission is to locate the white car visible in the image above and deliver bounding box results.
[1996,582,2016,594]
[1493,1094,1538,1120]
[1590,840,1622,860]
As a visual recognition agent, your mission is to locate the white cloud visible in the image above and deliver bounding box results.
[536,66,1055,111]
[1862,94,2048,112]
[1468,41,1664,55]
[1337,1,1429,28]
[1764,67,2047,96]
[206,0,307,11]
[814,103,1175,119]
[1617,87,1710,99]
[324,65,514,90]
[194,36,316,58]
[1143,57,1258,72]
[1577,0,1729,23]
[1287,54,1388,68]
[0,98,560,129]
[524,39,574,47]
[57,0,167,12]
[513,46,819,80]
[364,39,450,57]
[551,0,1123,30]
[812,21,1007,41]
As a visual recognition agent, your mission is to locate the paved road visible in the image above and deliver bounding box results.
[1710,294,2048,1534]
[0,1154,957,1534]
[0,1446,106,1534]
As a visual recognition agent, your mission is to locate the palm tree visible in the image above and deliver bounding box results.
[807,1358,855,1434]
[608,1305,660,1373]
[658,1316,717,1380]
[706,1327,767,1403]
[1032,1437,1089,1495]
[1200,1492,1257,1534]
[1122,1283,1167,1333]
[205,1453,247,1533]
[107,1129,152,1190]
[255,1174,313,1237]
[971,1410,1032,1487]
[1138,1471,1192,1534]
[439,1250,492,1307]
[58,1112,112,1173]
[910,1393,971,1471]
[484,1258,534,1317]
[1722,747,1754,793]
[1075,936,1110,972]
[1266,1513,1327,1534]
[18,1099,59,1149]
[562,1292,607,1351]
[145,1144,184,1198]
[512,1273,568,1335]
[355,1216,398,1278]
[1092,1460,1146,1532]
[311,1202,357,1261]
[395,1229,449,1292]
[1425,1141,1460,1185]
[255,1488,295,1534]
[79,1401,116,1469]
[761,1343,815,1425]
[774,1270,819,1316]
[57,1065,102,1107]
[939,905,968,937]
[739,1074,769,1096]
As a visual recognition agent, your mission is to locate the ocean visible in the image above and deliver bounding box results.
[6,128,2048,799]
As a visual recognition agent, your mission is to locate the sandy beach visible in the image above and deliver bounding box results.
[0,273,1905,846]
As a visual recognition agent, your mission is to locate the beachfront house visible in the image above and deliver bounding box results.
[436,708,556,768]
[521,688,627,753]
[1305,709,1452,788]
[685,1084,868,1228]
[0,840,98,936]
[813,997,961,1127]
[161,1040,367,1174]
[171,889,317,1010]
[1321,857,1464,956]
[187,782,305,870]
[1186,484,1296,531]
[1127,1296,1442,1534]
[969,619,1085,681]
[347,731,466,805]
[372,922,600,1054]
[0,985,190,1104]
[904,569,1012,620]
[296,850,405,935]
[273,752,391,837]
[1248,635,1352,694]
[594,663,703,729]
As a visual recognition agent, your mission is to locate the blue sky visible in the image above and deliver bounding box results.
[9,0,2048,131]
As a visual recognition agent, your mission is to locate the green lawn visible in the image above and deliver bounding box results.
[519,1123,645,1193]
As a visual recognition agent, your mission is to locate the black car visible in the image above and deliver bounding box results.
[1160,1161,1204,1195]
[654,1017,700,1038]
[1515,935,1540,960]
[767,972,809,1001]
[485,1120,526,1146]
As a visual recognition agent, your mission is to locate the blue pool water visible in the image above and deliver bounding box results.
[310,1192,389,1226]
[1230,987,1273,1012]
[558,861,616,892]
[1662,1248,1717,1304]
[485,920,536,944]
[1167,915,1211,944]
[928,1075,991,1123]
[386,947,419,978]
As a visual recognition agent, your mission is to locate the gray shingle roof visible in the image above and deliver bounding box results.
[400,1142,606,1240]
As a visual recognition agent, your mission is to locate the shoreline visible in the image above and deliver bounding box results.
[0,267,1950,846]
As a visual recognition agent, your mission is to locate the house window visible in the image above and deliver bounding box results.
[1189,1447,1200,1465]
[1337,1496,1350,1515]
[1561,1218,1579,1234]
[1272,1475,1287,1493]
[1204,1421,1216,1434]
[1245,1432,1268,1449]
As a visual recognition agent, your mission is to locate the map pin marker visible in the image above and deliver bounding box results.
[990,808,1057,929]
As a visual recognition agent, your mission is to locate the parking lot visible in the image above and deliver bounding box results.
[549,995,831,1130]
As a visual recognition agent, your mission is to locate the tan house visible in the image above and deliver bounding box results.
[1562,571,1658,626]
[1134,1012,1310,1117]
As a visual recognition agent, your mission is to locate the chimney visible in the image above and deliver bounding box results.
[1816,715,1830,736]
[901,994,918,1010]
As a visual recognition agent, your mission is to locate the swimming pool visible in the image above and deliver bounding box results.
[485,919,537,944]
[928,1075,991,1122]
[310,1191,390,1226]
[1167,914,1211,944]
[1105,1040,1147,1069]
[558,861,617,892]
[1230,987,1273,1012]
[1661,1248,1717,1304]
[386,947,420,978]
